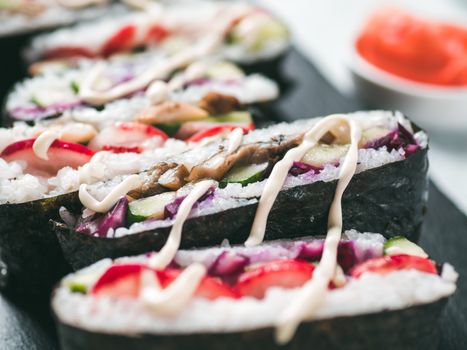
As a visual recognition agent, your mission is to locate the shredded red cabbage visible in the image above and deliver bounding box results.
[208,251,250,277]
[297,240,357,272]
[364,123,419,156]
[289,161,322,176]
[76,197,128,237]
[9,100,82,121]
[164,187,215,219]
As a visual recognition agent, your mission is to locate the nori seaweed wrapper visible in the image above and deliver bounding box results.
[54,147,428,271]
[0,192,81,297]
[54,297,447,350]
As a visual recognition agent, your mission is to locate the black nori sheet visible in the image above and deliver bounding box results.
[54,148,428,271]
[0,192,81,297]
[55,297,447,350]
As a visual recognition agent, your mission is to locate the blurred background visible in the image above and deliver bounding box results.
[261,0,467,215]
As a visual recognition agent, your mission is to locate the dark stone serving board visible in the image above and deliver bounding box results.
[0,49,465,349]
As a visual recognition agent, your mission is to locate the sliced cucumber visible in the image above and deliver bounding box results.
[30,88,74,107]
[384,236,428,258]
[203,111,252,124]
[206,62,245,80]
[252,18,288,50]
[128,191,176,223]
[301,144,349,167]
[154,123,181,137]
[360,126,390,146]
[31,96,42,106]
[64,271,101,294]
[220,162,268,188]
[68,282,87,294]
[229,16,288,51]
[70,80,80,94]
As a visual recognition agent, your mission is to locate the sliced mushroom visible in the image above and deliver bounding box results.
[128,162,177,199]
[198,92,242,115]
[158,164,189,190]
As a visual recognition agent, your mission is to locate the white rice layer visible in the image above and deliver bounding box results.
[52,250,457,335]
[0,139,189,205]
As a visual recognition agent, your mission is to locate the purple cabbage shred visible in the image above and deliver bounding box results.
[208,251,250,277]
[297,240,357,272]
[164,187,215,219]
[364,123,419,156]
[76,196,128,237]
[289,161,322,176]
[10,100,82,121]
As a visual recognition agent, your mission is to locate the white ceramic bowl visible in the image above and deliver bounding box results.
[349,47,467,133]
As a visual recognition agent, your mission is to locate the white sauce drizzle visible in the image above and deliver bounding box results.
[332,264,346,288]
[226,127,244,154]
[140,263,206,316]
[146,80,169,105]
[148,180,214,270]
[274,116,361,344]
[32,130,61,161]
[79,8,249,106]
[79,174,143,213]
[245,115,360,246]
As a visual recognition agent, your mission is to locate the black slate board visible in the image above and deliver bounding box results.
[0,49,466,350]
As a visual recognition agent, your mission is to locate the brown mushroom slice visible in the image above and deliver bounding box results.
[158,164,189,190]
[198,92,242,115]
[128,162,178,199]
[187,134,302,182]
[134,101,209,125]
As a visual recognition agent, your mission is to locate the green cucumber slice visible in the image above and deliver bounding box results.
[30,88,74,107]
[68,282,87,294]
[65,271,102,294]
[128,192,176,223]
[229,17,288,51]
[220,162,268,188]
[301,144,349,167]
[31,96,42,106]
[203,111,252,124]
[206,62,245,80]
[384,236,428,258]
[70,80,80,94]
[154,123,181,137]
[251,18,288,50]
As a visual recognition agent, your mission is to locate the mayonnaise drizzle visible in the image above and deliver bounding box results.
[79,174,143,213]
[145,80,169,105]
[33,129,60,160]
[245,115,361,247]
[148,180,214,270]
[226,127,244,154]
[79,8,249,106]
[140,263,206,316]
[274,116,361,344]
